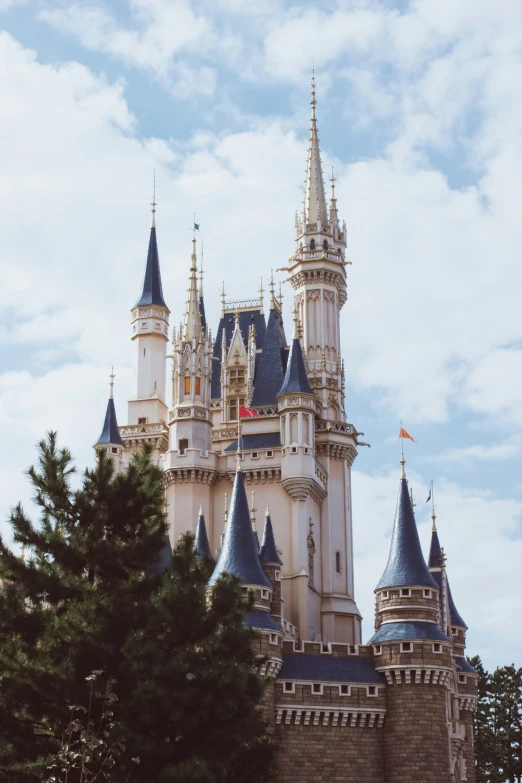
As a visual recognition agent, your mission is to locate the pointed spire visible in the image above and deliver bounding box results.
[136,193,167,308]
[329,166,338,225]
[259,508,282,565]
[95,374,124,447]
[194,506,212,560]
[428,505,467,628]
[304,70,327,229]
[198,240,207,333]
[376,461,437,590]
[182,237,202,342]
[278,326,313,397]
[208,467,271,588]
[151,171,156,228]
[251,307,286,406]
[250,491,260,550]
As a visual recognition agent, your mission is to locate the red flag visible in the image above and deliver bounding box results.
[399,427,415,442]
[239,406,259,418]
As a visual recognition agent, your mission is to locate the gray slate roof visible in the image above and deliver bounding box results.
[278,654,385,684]
[244,609,281,632]
[194,512,212,559]
[211,308,266,399]
[251,308,287,407]
[225,432,281,452]
[278,337,313,397]
[95,398,124,446]
[208,469,271,589]
[376,478,438,590]
[146,535,172,576]
[368,621,451,644]
[430,569,467,629]
[136,227,167,308]
[455,656,477,675]
[259,513,283,565]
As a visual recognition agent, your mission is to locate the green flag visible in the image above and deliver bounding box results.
[194,223,200,231]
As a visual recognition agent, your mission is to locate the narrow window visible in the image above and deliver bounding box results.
[179,438,188,455]
[143,348,146,356]
[323,239,328,250]
[269,633,278,645]
[195,377,201,395]
[374,645,382,655]
[433,643,442,653]
[458,675,467,684]
[423,589,432,598]
[184,377,191,395]
[368,686,377,696]
[310,239,316,250]
[335,551,342,574]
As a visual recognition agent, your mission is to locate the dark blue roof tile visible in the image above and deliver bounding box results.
[251,308,286,407]
[259,512,282,565]
[211,309,266,399]
[278,337,313,397]
[194,511,212,559]
[430,569,467,629]
[455,656,477,674]
[428,527,442,568]
[368,621,451,644]
[95,398,124,447]
[225,432,281,452]
[208,469,271,588]
[135,227,167,308]
[146,535,171,576]
[199,296,207,333]
[376,477,438,590]
[278,654,385,684]
[244,609,281,632]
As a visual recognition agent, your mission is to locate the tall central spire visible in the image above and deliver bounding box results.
[304,71,327,230]
[182,237,202,342]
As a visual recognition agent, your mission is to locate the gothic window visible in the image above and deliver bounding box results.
[335,551,342,574]
[323,239,328,250]
[178,438,188,455]
[310,239,316,250]
[229,397,245,421]
[229,368,245,385]
[195,377,201,395]
[184,377,191,395]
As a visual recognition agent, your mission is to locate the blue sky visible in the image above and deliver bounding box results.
[0,0,521,670]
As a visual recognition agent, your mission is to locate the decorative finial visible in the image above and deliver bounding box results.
[109,367,115,399]
[269,269,275,306]
[310,64,316,119]
[430,480,437,531]
[199,504,203,517]
[400,419,406,479]
[221,281,226,313]
[292,305,299,339]
[266,504,270,517]
[409,486,416,508]
[250,491,257,530]
[223,493,228,522]
[278,280,283,307]
[440,547,447,569]
[150,171,157,228]
[199,239,204,295]
[234,308,240,326]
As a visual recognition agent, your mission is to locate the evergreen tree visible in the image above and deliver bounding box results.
[490,665,522,783]
[0,433,277,782]
[121,533,277,783]
[469,655,501,783]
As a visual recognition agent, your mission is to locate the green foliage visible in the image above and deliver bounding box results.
[469,655,522,783]
[0,433,277,783]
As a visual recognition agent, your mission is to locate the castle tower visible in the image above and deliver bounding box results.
[259,506,284,626]
[369,458,454,783]
[164,237,216,548]
[94,370,125,474]
[123,199,170,459]
[428,505,477,783]
[288,74,347,422]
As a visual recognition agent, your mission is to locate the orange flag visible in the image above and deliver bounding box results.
[399,427,415,442]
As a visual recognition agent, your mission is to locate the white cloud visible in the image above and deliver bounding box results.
[0,0,28,10]
[431,441,521,466]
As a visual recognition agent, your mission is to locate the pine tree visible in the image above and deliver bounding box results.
[468,655,501,783]
[490,665,522,783]
[0,433,168,781]
[121,533,278,783]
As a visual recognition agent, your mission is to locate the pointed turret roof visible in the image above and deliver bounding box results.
[304,73,328,229]
[95,397,124,447]
[194,508,212,560]
[259,508,283,565]
[182,238,202,342]
[251,307,286,407]
[136,226,167,308]
[208,467,271,588]
[278,328,313,397]
[376,464,437,590]
[428,524,467,628]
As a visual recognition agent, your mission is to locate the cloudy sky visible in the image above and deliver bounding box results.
[0,0,520,670]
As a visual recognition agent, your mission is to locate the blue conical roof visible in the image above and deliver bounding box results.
[147,535,172,576]
[278,337,313,397]
[95,398,124,447]
[428,528,467,628]
[135,227,167,308]
[259,512,282,565]
[194,511,212,559]
[208,469,271,588]
[376,476,437,590]
[251,308,286,407]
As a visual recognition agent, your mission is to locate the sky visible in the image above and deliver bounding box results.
[0,0,521,671]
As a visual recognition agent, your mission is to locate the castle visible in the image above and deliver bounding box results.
[95,77,477,782]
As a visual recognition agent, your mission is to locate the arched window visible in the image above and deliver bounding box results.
[195,377,201,396]
[184,377,191,395]
[323,239,328,250]
[310,239,316,250]
[179,438,188,455]
[335,551,342,575]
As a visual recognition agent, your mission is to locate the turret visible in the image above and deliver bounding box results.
[369,458,454,783]
[259,506,283,625]
[251,285,286,409]
[94,370,125,474]
[164,235,216,548]
[127,196,170,441]
[194,506,212,560]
